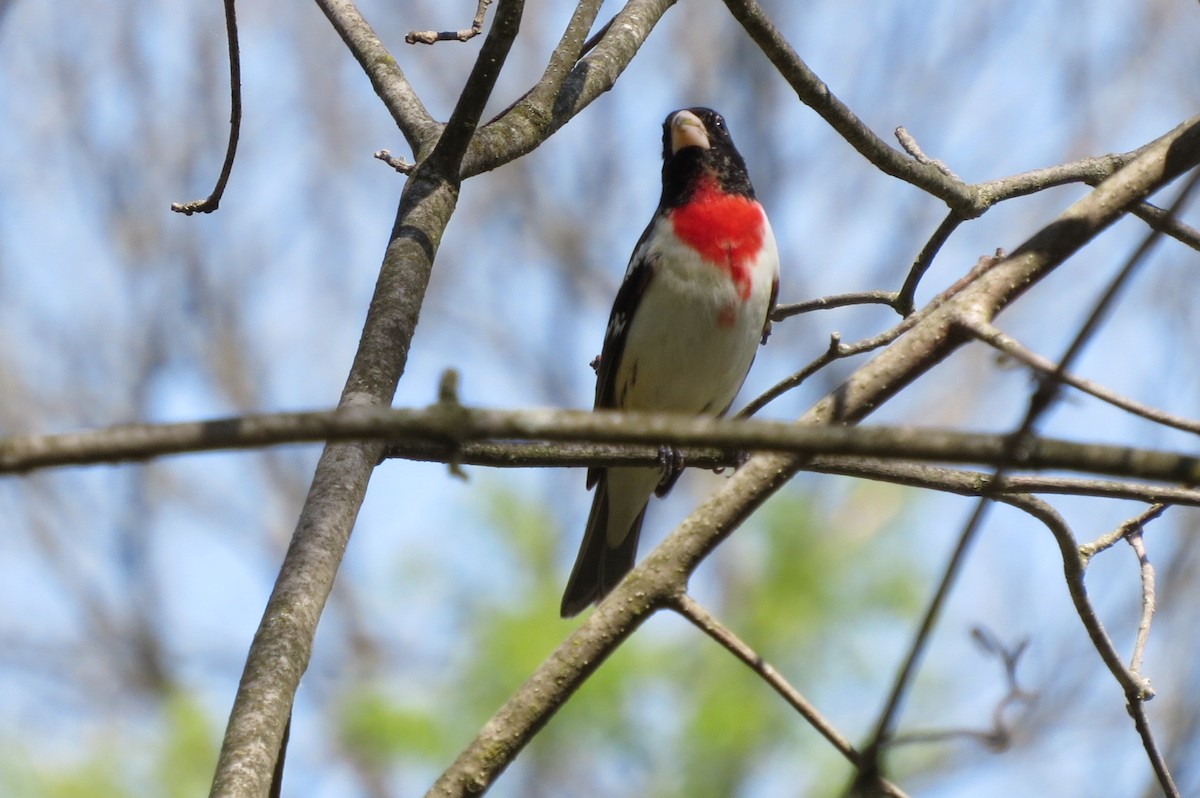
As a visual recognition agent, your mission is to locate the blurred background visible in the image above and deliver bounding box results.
[2,1,1200,796]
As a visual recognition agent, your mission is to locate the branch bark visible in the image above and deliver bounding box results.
[207,0,526,794]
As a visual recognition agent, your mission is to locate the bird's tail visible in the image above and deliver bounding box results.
[560,469,654,617]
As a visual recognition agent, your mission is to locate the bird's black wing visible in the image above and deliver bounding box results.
[588,221,658,488]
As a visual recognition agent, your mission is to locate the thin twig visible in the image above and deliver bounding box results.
[856,486,997,790]
[1024,167,1200,425]
[737,333,845,418]
[963,318,1200,436]
[746,245,998,416]
[406,0,493,44]
[1129,696,1180,798]
[807,458,1200,507]
[170,0,241,215]
[314,0,441,155]
[1078,503,1168,562]
[670,595,914,797]
[373,149,416,174]
[895,126,959,180]
[896,212,966,316]
[772,291,900,321]
[1127,528,1158,676]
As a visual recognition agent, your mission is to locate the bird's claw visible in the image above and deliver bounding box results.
[655,445,686,496]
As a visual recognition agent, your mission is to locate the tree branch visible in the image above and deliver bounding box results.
[670,594,911,798]
[461,0,676,176]
[7,405,1200,486]
[720,0,1200,257]
[858,140,1200,789]
[208,1,526,794]
[963,318,1200,436]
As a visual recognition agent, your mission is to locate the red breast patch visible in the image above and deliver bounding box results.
[668,177,765,301]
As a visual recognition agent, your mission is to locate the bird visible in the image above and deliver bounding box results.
[560,107,780,617]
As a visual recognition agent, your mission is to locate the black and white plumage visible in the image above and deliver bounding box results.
[560,108,780,617]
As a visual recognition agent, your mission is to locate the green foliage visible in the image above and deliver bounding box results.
[0,690,217,798]
[338,690,451,765]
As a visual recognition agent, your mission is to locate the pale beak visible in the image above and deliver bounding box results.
[670,110,710,154]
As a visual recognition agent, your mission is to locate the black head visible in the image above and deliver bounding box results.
[659,107,755,207]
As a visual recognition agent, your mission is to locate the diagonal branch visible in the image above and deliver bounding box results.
[208,2,526,795]
[461,0,676,176]
[963,319,1200,436]
[720,0,1200,256]
[670,594,911,798]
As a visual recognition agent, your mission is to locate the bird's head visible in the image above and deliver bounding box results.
[659,107,755,206]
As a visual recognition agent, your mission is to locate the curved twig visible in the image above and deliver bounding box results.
[896,212,966,316]
[170,0,241,215]
[406,0,493,44]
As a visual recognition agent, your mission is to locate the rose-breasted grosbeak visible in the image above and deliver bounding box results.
[560,107,780,617]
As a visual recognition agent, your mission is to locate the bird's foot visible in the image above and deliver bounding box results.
[655,445,686,496]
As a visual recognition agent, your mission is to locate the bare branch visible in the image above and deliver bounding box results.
[771,290,900,321]
[8,405,1200,486]
[670,594,911,798]
[406,0,493,45]
[719,0,981,216]
[963,317,1200,436]
[170,0,241,215]
[1130,694,1181,798]
[720,0,1200,259]
[461,0,674,177]
[208,1,527,794]
[1078,503,1168,563]
[1020,167,1200,428]
[859,149,1200,785]
[896,212,967,316]
[746,250,1005,419]
[809,459,1200,507]
[737,333,844,418]
[425,0,525,174]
